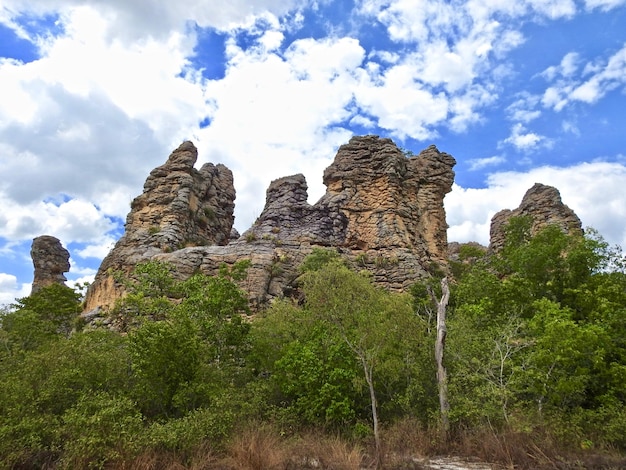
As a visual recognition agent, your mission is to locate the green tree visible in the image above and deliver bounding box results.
[448,218,626,448]
[301,263,417,465]
[1,284,81,353]
[120,260,252,418]
[0,330,130,467]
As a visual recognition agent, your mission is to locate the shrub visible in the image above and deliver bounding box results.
[61,392,143,468]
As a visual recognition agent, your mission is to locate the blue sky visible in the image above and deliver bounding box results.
[1,0,625,305]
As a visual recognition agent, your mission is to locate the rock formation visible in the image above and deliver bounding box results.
[84,141,235,310]
[240,137,455,259]
[84,135,456,314]
[489,183,583,252]
[30,235,70,294]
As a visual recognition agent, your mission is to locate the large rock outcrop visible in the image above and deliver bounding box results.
[84,135,456,313]
[489,183,583,252]
[241,137,455,259]
[84,141,235,310]
[30,235,70,294]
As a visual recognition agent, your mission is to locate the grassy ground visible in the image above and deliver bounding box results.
[106,419,626,470]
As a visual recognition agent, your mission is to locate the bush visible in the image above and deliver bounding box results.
[61,392,143,468]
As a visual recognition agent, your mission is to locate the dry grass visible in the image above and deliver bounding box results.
[382,417,442,460]
[289,431,365,470]
[225,423,290,470]
[101,421,626,470]
[111,442,221,470]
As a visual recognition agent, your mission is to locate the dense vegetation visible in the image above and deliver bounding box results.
[1,217,625,469]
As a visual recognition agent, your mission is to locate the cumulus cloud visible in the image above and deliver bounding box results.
[584,0,626,11]
[74,236,117,259]
[506,92,542,123]
[0,196,115,248]
[191,32,367,230]
[0,0,308,41]
[501,123,551,152]
[542,52,580,81]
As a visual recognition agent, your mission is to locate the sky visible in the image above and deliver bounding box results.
[1,0,625,305]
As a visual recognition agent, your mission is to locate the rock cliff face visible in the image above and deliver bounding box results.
[242,137,455,258]
[489,183,583,252]
[84,141,235,310]
[84,135,456,313]
[30,235,70,294]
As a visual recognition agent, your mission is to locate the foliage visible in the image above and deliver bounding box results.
[0,329,130,467]
[299,246,343,273]
[1,284,81,353]
[446,218,626,449]
[61,392,143,468]
[1,223,625,466]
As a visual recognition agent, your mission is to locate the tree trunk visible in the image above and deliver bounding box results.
[360,355,381,468]
[434,277,450,439]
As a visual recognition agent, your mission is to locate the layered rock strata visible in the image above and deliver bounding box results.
[30,235,71,294]
[84,141,235,310]
[489,183,583,252]
[84,135,456,313]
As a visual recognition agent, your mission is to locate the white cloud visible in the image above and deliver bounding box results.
[541,45,626,111]
[467,155,506,171]
[502,123,550,151]
[561,120,580,135]
[67,274,95,291]
[0,195,115,245]
[0,3,213,250]
[0,273,31,306]
[542,52,580,81]
[75,236,117,259]
[584,0,626,11]
[447,161,626,248]
[0,0,307,41]
[354,63,450,140]
[196,34,366,230]
[507,101,541,123]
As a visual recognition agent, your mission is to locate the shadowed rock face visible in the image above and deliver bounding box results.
[31,235,70,294]
[84,135,457,314]
[489,183,583,252]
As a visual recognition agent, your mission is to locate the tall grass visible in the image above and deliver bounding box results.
[78,419,626,469]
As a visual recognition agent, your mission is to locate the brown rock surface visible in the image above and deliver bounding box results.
[84,135,456,314]
[242,136,455,258]
[489,183,583,252]
[30,235,70,294]
[84,141,235,311]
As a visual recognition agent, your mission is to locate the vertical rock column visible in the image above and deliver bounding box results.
[30,235,70,294]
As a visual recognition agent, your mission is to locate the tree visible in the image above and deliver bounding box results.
[301,263,415,467]
[433,277,450,438]
[119,260,252,418]
[1,284,81,353]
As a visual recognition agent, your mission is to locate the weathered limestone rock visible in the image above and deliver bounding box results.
[30,235,70,294]
[489,183,583,252]
[84,141,235,311]
[85,135,457,314]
